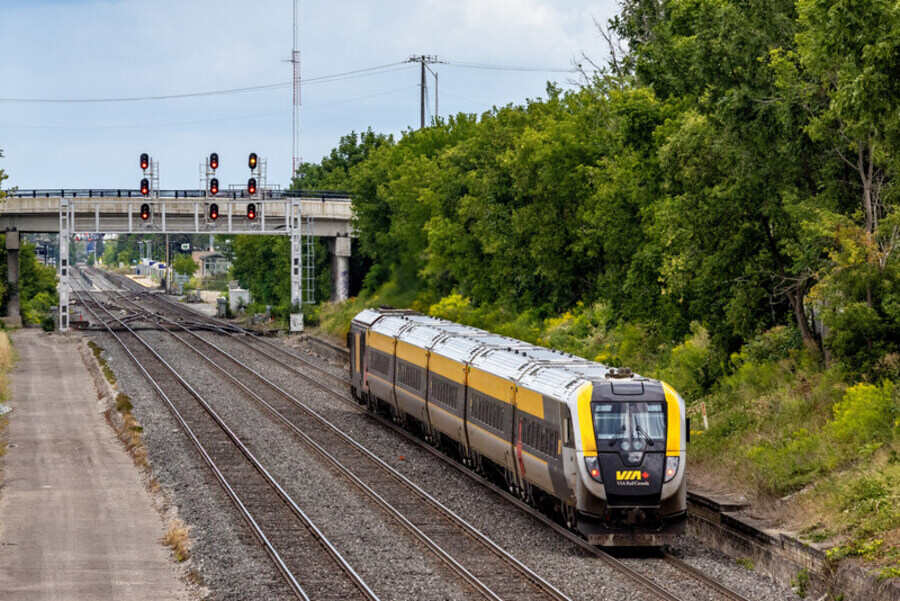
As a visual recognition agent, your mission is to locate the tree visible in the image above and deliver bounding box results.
[0,147,8,200]
[172,254,198,277]
[291,129,392,190]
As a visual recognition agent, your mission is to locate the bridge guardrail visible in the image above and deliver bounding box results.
[7,189,352,201]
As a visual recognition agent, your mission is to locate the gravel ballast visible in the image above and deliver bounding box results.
[90,330,295,601]
[195,330,801,601]
[138,330,478,601]
[88,286,800,601]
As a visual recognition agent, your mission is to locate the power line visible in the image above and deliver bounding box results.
[444,61,576,73]
[0,60,573,105]
[0,86,417,130]
[0,61,410,104]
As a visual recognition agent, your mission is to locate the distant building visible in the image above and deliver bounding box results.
[191,251,231,279]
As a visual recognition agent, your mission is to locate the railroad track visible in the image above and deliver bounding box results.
[74,289,378,601]
[83,270,752,601]
[96,283,575,601]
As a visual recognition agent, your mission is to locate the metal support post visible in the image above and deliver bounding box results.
[58,199,71,331]
[289,200,303,332]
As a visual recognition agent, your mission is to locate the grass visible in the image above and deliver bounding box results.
[89,341,147,470]
[0,330,14,461]
[162,520,191,562]
[0,330,14,403]
[87,340,117,387]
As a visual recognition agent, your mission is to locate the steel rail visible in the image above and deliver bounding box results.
[74,289,379,601]
[108,288,572,601]
[94,272,751,601]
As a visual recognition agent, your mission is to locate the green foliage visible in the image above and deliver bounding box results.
[0,147,8,199]
[792,567,810,598]
[172,254,197,277]
[285,0,900,566]
[657,323,717,401]
[13,243,58,327]
[828,381,898,448]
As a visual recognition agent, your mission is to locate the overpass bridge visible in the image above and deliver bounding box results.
[0,189,356,332]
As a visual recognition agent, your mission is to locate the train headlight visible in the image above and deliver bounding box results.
[665,456,679,482]
[584,456,603,482]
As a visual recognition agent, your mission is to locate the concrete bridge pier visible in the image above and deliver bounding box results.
[332,235,351,302]
[4,229,22,328]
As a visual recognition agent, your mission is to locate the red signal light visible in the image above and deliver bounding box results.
[140,203,150,220]
[209,203,219,220]
[209,178,219,196]
[209,153,219,171]
[248,177,257,196]
[140,178,150,196]
[140,153,149,171]
[247,202,256,220]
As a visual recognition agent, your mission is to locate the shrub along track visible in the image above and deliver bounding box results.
[73,289,377,601]
[93,272,756,601]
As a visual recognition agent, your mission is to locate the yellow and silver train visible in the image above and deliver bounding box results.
[348,308,688,545]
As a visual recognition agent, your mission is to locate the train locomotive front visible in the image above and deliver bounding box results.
[568,375,687,545]
[348,308,688,546]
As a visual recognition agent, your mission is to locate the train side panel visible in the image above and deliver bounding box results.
[426,352,467,445]
[394,340,429,424]
[365,329,397,409]
[465,366,515,476]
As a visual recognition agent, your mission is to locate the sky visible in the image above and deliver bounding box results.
[0,0,616,190]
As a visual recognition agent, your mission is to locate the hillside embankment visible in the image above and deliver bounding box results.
[312,292,899,586]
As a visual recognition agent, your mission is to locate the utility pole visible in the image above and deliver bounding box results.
[420,57,426,129]
[407,55,442,129]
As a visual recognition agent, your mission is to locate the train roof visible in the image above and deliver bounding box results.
[356,307,658,398]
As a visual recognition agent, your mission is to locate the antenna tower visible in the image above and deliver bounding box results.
[291,0,301,178]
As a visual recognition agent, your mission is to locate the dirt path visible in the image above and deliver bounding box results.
[0,330,190,601]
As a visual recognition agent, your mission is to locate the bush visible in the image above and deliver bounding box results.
[21,291,56,326]
[658,322,715,400]
[825,302,889,375]
[828,381,898,448]
[733,326,802,366]
[745,428,825,495]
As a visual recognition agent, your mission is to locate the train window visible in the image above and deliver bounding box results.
[432,380,456,408]
[369,351,391,376]
[397,363,423,391]
[593,403,626,440]
[634,402,666,440]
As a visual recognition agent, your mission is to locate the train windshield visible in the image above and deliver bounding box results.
[592,402,666,446]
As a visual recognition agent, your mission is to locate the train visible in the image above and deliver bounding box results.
[348,308,689,546]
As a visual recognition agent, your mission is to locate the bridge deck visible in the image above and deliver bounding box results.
[0,195,354,236]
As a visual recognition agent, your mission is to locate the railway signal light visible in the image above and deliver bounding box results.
[140,178,150,196]
[140,203,150,220]
[209,203,219,220]
[140,153,149,171]
[248,152,258,170]
[247,202,257,220]
[209,178,219,196]
[209,153,219,171]
[248,177,257,196]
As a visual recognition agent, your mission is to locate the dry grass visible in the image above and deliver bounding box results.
[162,520,191,562]
[0,331,14,461]
[87,340,117,386]
[0,331,14,403]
